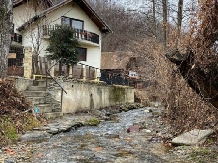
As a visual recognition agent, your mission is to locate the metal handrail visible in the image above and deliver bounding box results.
[46,58,67,112]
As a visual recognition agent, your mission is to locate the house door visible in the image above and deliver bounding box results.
[7,46,24,77]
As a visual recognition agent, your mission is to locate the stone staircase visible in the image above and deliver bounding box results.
[24,80,63,119]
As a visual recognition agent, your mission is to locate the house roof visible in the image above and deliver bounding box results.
[13,0,53,8]
[13,0,28,8]
[16,0,112,33]
[101,51,133,70]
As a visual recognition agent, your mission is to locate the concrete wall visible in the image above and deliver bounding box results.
[14,78,33,92]
[48,80,135,113]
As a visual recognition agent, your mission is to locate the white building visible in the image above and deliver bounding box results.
[10,0,112,78]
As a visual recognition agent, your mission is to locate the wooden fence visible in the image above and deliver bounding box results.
[33,56,96,80]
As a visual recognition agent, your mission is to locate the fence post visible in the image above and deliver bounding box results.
[96,69,100,81]
[69,65,72,77]
[82,65,86,80]
[94,68,97,81]
[23,47,33,79]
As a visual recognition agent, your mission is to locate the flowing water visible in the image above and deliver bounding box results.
[28,108,175,163]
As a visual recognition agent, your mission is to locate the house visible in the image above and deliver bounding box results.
[9,0,112,78]
[100,51,143,88]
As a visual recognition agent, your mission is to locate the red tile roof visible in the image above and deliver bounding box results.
[101,51,133,70]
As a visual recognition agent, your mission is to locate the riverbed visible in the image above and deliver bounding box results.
[2,107,196,162]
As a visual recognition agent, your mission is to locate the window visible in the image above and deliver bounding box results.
[62,17,70,26]
[62,17,84,30]
[77,47,87,61]
[72,19,83,30]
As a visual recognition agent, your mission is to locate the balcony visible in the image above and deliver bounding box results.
[42,25,99,45]
[11,33,22,44]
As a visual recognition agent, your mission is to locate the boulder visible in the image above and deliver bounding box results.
[127,125,140,133]
[172,129,214,146]
[20,131,51,142]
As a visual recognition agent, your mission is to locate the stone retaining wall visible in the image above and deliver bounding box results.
[15,78,135,113]
[14,77,33,92]
[48,79,135,113]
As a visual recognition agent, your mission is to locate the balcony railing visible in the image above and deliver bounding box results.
[11,33,22,44]
[32,56,98,81]
[42,25,99,44]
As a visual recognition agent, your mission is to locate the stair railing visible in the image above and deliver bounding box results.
[46,58,67,112]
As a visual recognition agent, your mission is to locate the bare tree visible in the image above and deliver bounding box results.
[152,0,157,37]
[0,0,13,78]
[87,0,157,52]
[162,0,167,48]
[166,1,218,109]
[19,1,51,74]
[176,0,183,48]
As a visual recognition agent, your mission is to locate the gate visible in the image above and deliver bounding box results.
[7,46,24,76]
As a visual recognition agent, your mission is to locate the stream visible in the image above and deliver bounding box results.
[11,108,192,163]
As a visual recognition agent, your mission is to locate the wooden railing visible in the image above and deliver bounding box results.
[33,56,97,80]
[42,25,99,44]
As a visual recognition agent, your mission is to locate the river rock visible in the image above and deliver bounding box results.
[127,125,140,133]
[4,158,16,163]
[20,131,51,142]
[172,129,214,146]
[143,129,152,133]
[47,128,59,134]
[144,108,152,113]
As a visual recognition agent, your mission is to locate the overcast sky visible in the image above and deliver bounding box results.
[113,0,196,27]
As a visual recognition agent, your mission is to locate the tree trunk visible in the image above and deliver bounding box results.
[152,0,157,37]
[165,1,218,109]
[162,0,167,48]
[166,50,218,109]
[176,0,183,48]
[0,0,13,78]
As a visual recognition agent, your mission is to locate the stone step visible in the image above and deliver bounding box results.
[28,86,46,91]
[33,80,47,87]
[44,112,63,119]
[52,107,61,112]
[53,103,61,108]
[24,91,46,97]
[52,102,61,112]
[27,97,46,104]
[34,104,53,113]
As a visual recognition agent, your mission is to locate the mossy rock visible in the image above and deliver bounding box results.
[127,104,137,110]
[85,118,100,126]
[135,103,144,108]
[152,111,161,116]
[121,107,129,112]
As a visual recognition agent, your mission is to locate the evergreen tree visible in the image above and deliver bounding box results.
[46,25,79,69]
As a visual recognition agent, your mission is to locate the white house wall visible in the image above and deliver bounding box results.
[80,45,101,68]
[45,3,101,36]
[13,2,103,69]
[43,2,102,69]
[13,0,36,34]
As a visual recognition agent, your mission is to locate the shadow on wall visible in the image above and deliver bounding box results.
[90,93,94,110]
